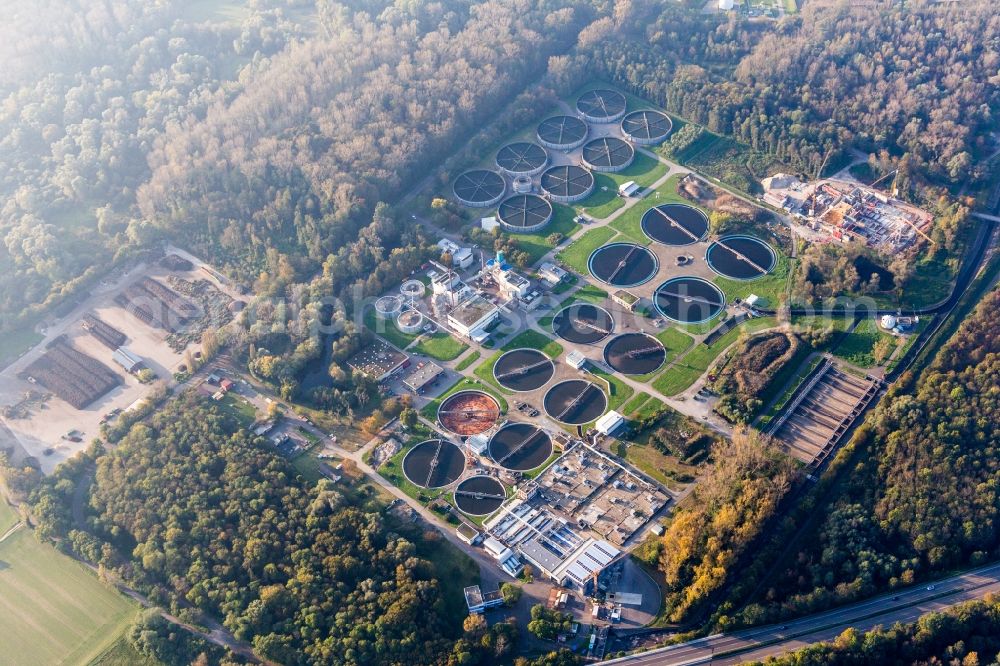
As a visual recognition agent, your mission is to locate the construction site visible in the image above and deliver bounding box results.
[762,174,933,252]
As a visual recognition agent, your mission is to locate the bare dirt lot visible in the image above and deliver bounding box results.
[0,250,240,472]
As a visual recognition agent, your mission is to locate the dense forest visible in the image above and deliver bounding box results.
[751,596,1000,666]
[639,428,797,622]
[29,396,460,665]
[596,0,999,194]
[0,0,604,333]
[738,287,1000,625]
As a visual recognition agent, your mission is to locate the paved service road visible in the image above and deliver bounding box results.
[606,562,1000,665]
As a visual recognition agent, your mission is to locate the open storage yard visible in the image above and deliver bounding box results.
[0,251,241,472]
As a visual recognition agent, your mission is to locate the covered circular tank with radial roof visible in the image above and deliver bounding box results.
[496,142,548,176]
[620,109,673,145]
[540,165,595,203]
[496,194,553,233]
[453,169,506,207]
[581,137,635,173]
[576,89,627,123]
[536,114,589,150]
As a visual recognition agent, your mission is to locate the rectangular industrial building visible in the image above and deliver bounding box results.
[484,499,620,593]
[346,339,408,382]
[447,294,502,341]
[401,361,444,394]
[464,585,505,614]
[111,347,143,374]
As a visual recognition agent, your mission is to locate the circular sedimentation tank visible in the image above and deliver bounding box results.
[453,169,506,207]
[375,295,403,319]
[653,277,726,324]
[641,203,709,246]
[536,114,589,150]
[620,109,673,145]
[489,423,554,472]
[396,309,424,334]
[454,476,507,516]
[400,279,425,299]
[543,380,607,425]
[496,142,548,176]
[588,242,659,287]
[438,391,501,437]
[603,333,667,376]
[706,235,777,281]
[540,165,595,203]
[576,89,627,123]
[552,303,614,344]
[496,194,553,233]
[493,348,554,392]
[581,137,634,173]
[402,439,466,489]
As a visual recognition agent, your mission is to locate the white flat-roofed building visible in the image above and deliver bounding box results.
[595,410,625,437]
[464,585,505,614]
[497,269,531,298]
[566,350,588,370]
[401,361,444,394]
[618,180,641,197]
[447,294,502,339]
[539,262,569,286]
[453,247,475,269]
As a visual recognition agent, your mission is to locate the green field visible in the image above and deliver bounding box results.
[833,317,897,367]
[0,500,19,533]
[556,227,617,273]
[89,636,163,666]
[454,350,480,371]
[713,249,791,307]
[363,308,418,349]
[589,368,634,412]
[502,329,563,358]
[183,0,250,24]
[622,392,651,416]
[575,152,669,221]
[657,327,695,359]
[413,331,469,361]
[512,203,580,267]
[573,284,609,304]
[0,527,138,666]
[217,392,257,427]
